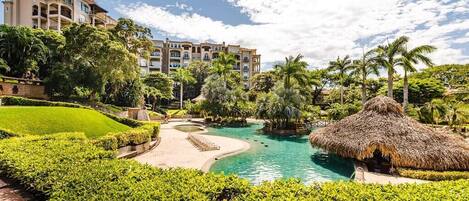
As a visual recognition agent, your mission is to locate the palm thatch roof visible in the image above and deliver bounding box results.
[310,96,469,171]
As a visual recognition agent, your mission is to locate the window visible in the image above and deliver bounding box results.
[81,2,89,14]
[12,86,19,94]
[79,15,86,23]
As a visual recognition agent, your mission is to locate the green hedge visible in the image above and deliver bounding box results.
[0,135,468,200]
[398,168,469,181]
[1,96,87,108]
[0,134,250,200]
[93,123,160,150]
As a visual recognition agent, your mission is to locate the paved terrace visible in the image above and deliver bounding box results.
[133,121,250,172]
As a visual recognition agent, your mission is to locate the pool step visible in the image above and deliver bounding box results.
[187,134,220,152]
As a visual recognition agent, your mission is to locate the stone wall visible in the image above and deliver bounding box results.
[0,82,48,100]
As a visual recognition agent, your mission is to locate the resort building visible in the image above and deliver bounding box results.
[2,0,116,31]
[140,39,261,89]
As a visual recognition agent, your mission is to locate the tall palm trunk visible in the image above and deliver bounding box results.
[361,68,367,105]
[179,83,183,109]
[387,67,393,98]
[403,69,409,111]
[340,84,344,104]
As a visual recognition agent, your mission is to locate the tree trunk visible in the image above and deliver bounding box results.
[387,67,393,98]
[361,68,367,105]
[180,83,183,109]
[403,70,409,111]
[340,84,344,104]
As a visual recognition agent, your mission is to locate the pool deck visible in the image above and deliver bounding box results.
[133,121,250,172]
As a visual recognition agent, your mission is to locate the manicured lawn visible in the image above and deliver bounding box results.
[0,106,131,138]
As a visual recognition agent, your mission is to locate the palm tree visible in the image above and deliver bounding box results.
[376,36,409,99]
[210,52,236,88]
[445,100,468,129]
[327,55,352,104]
[350,49,380,105]
[399,45,436,110]
[274,54,308,90]
[172,68,196,109]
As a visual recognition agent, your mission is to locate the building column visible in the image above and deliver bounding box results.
[46,4,50,29]
[57,4,61,31]
[37,3,41,28]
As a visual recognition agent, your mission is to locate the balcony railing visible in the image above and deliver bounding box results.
[151,52,161,57]
[33,11,48,18]
[170,54,181,58]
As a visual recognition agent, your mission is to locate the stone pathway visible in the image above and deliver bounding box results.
[133,121,250,172]
[0,177,35,201]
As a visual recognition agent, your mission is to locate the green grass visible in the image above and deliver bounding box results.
[0,106,131,138]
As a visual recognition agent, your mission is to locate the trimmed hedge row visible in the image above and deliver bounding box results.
[0,135,468,200]
[92,123,160,150]
[0,134,250,200]
[0,96,87,108]
[398,168,469,181]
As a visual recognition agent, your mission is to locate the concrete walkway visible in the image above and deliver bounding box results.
[133,121,250,172]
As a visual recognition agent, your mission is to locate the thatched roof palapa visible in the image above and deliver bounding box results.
[310,96,469,171]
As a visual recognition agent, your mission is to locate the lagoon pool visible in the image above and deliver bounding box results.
[208,124,354,184]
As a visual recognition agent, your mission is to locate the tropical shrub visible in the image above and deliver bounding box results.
[398,168,469,181]
[326,102,361,120]
[0,135,468,200]
[94,123,160,150]
[379,78,445,105]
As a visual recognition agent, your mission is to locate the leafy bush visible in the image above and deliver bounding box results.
[398,168,469,181]
[0,135,468,200]
[326,102,361,120]
[93,123,160,150]
[1,96,86,108]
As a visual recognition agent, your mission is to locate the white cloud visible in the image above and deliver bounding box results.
[117,0,469,71]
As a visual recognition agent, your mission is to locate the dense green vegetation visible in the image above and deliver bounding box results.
[0,106,130,138]
[0,134,467,200]
[398,168,469,181]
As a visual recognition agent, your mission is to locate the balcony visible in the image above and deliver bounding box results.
[170,63,181,68]
[243,66,249,72]
[151,52,161,57]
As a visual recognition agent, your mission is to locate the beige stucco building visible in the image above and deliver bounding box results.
[2,0,116,31]
[140,39,261,89]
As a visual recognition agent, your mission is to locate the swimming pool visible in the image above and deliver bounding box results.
[208,123,354,184]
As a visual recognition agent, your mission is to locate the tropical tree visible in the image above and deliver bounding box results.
[58,24,139,101]
[172,68,196,109]
[327,55,352,104]
[420,99,447,125]
[445,100,468,129]
[309,69,333,105]
[250,71,277,94]
[376,36,409,98]
[211,52,236,88]
[110,18,153,59]
[0,25,48,77]
[187,60,210,99]
[0,58,9,74]
[350,49,380,105]
[399,44,436,110]
[143,72,174,109]
[274,54,308,90]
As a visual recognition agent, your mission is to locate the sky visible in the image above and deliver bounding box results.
[2,0,469,71]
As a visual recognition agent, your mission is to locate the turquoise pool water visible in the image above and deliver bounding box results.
[208,124,354,184]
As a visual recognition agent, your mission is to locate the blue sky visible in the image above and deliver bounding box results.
[2,0,469,71]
